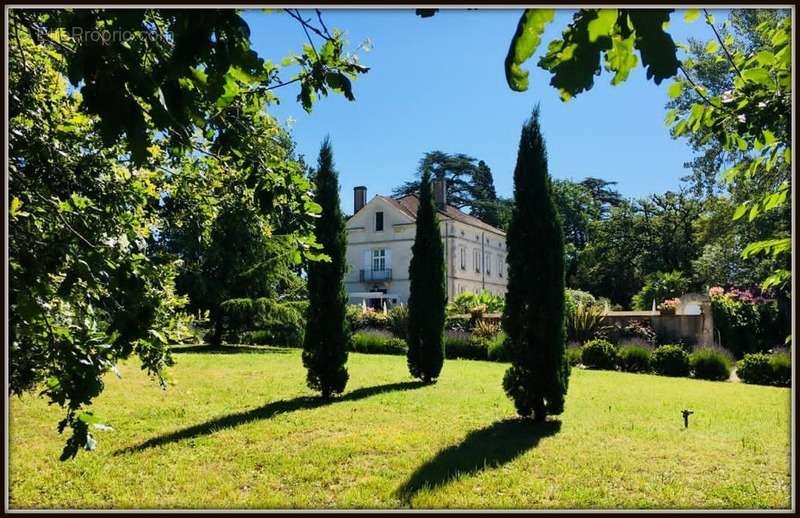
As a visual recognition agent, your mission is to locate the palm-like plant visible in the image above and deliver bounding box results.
[566,303,606,344]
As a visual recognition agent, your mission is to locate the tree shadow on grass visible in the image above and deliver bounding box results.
[396,419,562,503]
[171,344,296,354]
[114,380,425,455]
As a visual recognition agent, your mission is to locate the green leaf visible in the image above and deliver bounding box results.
[215,76,240,110]
[627,10,680,84]
[664,108,678,125]
[504,9,556,91]
[754,50,776,66]
[683,9,700,23]
[747,204,760,222]
[587,9,618,43]
[742,67,772,86]
[605,34,638,85]
[762,269,790,291]
[762,129,776,146]
[742,238,791,259]
[732,202,749,221]
[705,40,719,54]
[10,197,23,218]
[667,81,683,99]
[324,72,355,101]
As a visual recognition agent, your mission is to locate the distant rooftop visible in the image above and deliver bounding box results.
[381,194,505,236]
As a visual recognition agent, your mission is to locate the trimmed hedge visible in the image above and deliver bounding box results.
[690,348,731,381]
[652,345,690,377]
[581,339,617,370]
[351,332,407,355]
[444,332,488,361]
[737,352,791,387]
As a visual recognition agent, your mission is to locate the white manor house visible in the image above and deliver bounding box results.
[345,180,508,308]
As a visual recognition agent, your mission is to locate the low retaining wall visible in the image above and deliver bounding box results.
[602,305,714,346]
[462,308,715,347]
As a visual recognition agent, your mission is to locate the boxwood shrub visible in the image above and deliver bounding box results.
[652,344,690,377]
[581,339,617,370]
[737,352,791,387]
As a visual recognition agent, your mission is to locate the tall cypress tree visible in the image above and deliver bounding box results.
[302,138,350,398]
[406,169,446,383]
[471,160,500,227]
[502,107,570,421]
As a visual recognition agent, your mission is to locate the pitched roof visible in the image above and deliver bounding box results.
[389,194,506,236]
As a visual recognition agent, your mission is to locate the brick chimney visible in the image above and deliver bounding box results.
[354,186,367,213]
[433,178,447,209]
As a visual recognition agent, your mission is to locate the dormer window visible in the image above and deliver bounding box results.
[375,211,384,232]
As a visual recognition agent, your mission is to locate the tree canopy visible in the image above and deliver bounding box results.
[8,8,366,458]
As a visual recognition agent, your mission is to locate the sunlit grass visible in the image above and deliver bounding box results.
[9,348,791,509]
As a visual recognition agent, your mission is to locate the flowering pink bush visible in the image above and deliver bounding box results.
[658,298,680,314]
[707,286,768,305]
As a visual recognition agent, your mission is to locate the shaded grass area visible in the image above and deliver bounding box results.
[9,348,791,509]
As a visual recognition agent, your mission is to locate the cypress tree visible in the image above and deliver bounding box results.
[502,107,570,421]
[471,160,500,227]
[406,169,446,383]
[302,138,350,398]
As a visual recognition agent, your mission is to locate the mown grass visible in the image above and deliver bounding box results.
[9,348,791,509]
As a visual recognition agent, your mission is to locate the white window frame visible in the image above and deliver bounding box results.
[485,252,491,275]
[372,249,386,271]
[474,248,481,273]
[460,247,466,270]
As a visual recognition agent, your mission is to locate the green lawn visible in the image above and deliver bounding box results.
[9,348,791,509]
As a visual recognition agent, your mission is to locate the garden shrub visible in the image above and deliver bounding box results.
[690,347,731,381]
[346,306,390,332]
[447,290,504,315]
[652,345,690,377]
[564,289,597,314]
[351,331,407,355]
[386,304,409,339]
[444,331,488,361]
[565,345,583,367]
[617,344,652,373]
[581,339,617,370]
[597,320,656,346]
[445,314,471,332]
[566,303,605,344]
[769,353,791,387]
[737,352,790,387]
[221,297,305,347]
[473,319,500,340]
[631,270,690,311]
[709,287,783,358]
[486,332,510,362]
[736,353,773,385]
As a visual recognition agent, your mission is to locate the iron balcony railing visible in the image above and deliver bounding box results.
[360,268,392,282]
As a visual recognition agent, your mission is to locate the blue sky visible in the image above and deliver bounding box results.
[243,8,728,210]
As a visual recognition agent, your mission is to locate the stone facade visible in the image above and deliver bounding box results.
[344,185,507,307]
